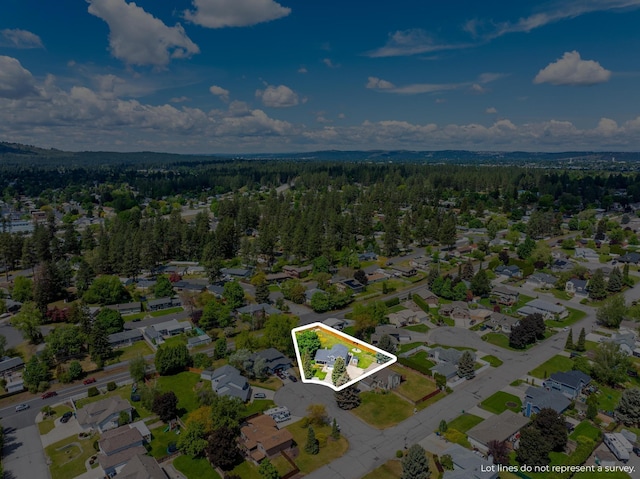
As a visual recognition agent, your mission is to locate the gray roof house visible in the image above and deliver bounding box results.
[209,365,251,402]
[441,443,498,479]
[77,397,133,433]
[467,410,530,454]
[250,348,292,374]
[543,370,591,399]
[565,278,588,297]
[236,303,281,316]
[430,362,458,379]
[105,302,142,316]
[108,329,144,348]
[518,299,568,319]
[527,272,557,289]
[523,386,571,417]
[0,356,24,376]
[118,454,167,479]
[495,264,522,278]
[146,297,179,312]
[360,368,402,390]
[314,344,350,368]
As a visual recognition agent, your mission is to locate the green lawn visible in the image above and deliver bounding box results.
[38,404,73,435]
[231,461,262,479]
[173,456,221,479]
[569,421,601,442]
[398,351,435,375]
[447,413,484,433]
[596,385,622,412]
[244,399,276,417]
[391,364,439,403]
[150,306,184,317]
[351,391,414,428]
[45,434,97,479]
[397,342,424,354]
[311,328,378,369]
[286,420,349,474]
[482,332,511,349]
[107,340,154,364]
[481,355,503,367]
[404,323,430,333]
[76,385,154,420]
[480,391,522,414]
[249,376,283,391]
[149,425,181,458]
[529,355,574,379]
[546,307,587,328]
[157,371,202,418]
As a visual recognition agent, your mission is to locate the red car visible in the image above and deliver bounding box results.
[83,377,96,385]
[41,391,57,399]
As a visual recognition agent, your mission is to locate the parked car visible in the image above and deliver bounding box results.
[60,411,73,423]
[288,375,298,382]
[633,446,640,457]
[15,404,29,412]
[41,391,57,399]
[83,377,96,385]
[254,393,266,399]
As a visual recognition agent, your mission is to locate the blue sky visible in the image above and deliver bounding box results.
[1,0,640,153]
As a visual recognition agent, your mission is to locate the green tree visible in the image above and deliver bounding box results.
[516,426,551,466]
[596,294,627,328]
[209,394,246,431]
[608,266,623,292]
[335,374,360,409]
[75,260,95,294]
[615,388,640,426]
[576,327,586,352]
[177,421,208,457]
[89,323,112,367]
[297,330,321,357]
[470,268,491,296]
[517,236,536,260]
[258,459,280,479]
[152,391,179,422]
[200,300,233,329]
[129,354,147,382]
[532,408,568,452]
[332,357,346,385]
[95,308,124,334]
[83,275,130,305]
[206,426,241,469]
[591,342,631,386]
[281,279,305,304]
[0,334,6,358]
[213,337,228,359]
[11,276,33,302]
[439,419,448,433]
[155,343,191,376]
[401,444,429,479]
[588,269,607,300]
[11,301,43,344]
[154,275,174,298]
[457,350,475,379]
[262,314,298,356]
[45,325,84,361]
[23,355,49,391]
[305,426,319,455]
[564,329,574,350]
[310,291,330,313]
[331,418,340,439]
[586,394,598,421]
[223,281,245,309]
[377,334,397,355]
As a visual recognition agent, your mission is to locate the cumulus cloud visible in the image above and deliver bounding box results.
[87,0,199,67]
[534,51,611,86]
[486,107,498,114]
[209,84,230,102]
[323,58,339,68]
[256,84,299,108]
[366,28,472,57]
[0,29,43,49]
[0,56,39,99]
[184,0,291,28]
[298,66,308,74]
[366,77,395,90]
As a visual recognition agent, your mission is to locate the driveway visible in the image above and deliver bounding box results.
[40,416,81,448]
[2,424,50,479]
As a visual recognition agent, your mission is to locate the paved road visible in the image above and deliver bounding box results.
[2,425,50,479]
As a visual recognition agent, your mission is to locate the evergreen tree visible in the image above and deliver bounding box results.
[615,388,640,426]
[332,357,346,385]
[516,426,551,466]
[586,394,598,421]
[588,269,607,300]
[564,329,574,350]
[258,459,280,479]
[331,418,340,439]
[377,334,396,354]
[335,383,360,410]
[303,352,313,379]
[457,350,475,379]
[401,444,429,479]
[470,268,491,296]
[305,426,319,455]
[254,280,270,305]
[576,327,586,352]
[596,294,627,328]
[608,266,623,292]
[623,263,631,285]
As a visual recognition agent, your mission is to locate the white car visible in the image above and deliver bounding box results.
[15,404,29,412]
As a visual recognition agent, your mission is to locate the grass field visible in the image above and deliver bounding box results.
[107,340,153,364]
[481,355,503,367]
[173,456,221,479]
[244,399,276,417]
[352,391,414,428]
[482,332,511,349]
[480,391,522,414]
[249,376,283,391]
[596,385,622,412]
[404,323,430,333]
[362,459,402,479]
[529,354,574,379]
[150,306,183,317]
[391,364,438,402]
[547,307,587,328]
[398,350,435,375]
[286,420,349,474]
[38,404,73,435]
[447,413,484,433]
[45,434,96,479]
[569,421,601,442]
[157,371,201,418]
[230,461,261,479]
[397,342,425,354]
[149,425,180,458]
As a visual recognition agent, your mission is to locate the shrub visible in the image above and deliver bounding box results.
[396,450,404,458]
[384,297,400,307]
[87,386,99,397]
[316,432,328,448]
[92,440,99,451]
[107,381,117,391]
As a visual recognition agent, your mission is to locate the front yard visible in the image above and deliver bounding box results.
[285,420,349,474]
[481,355,503,367]
[480,391,522,414]
[546,307,587,328]
[391,364,439,403]
[38,404,73,435]
[351,391,414,429]
[447,413,484,433]
[45,434,97,479]
[528,354,574,379]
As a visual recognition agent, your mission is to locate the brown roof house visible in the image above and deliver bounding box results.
[414,287,439,307]
[240,414,294,464]
[466,410,530,454]
[77,397,133,433]
[97,425,146,476]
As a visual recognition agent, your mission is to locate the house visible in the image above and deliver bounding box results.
[414,287,439,307]
[491,286,519,305]
[265,272,290,284]
[575,248,599,261]
[98,425,144,456]
[315,344,350,368]
[240,414,294,464]
[409,256,431,271]
[429,347,475,366]
[551,258,574,273]
[605,330,637,356]
[467,410,530,454]
[221,268,253,279]
[619,252,640,265]
[431,362,458,379]
[339,279,365,294]
[486,313,519,334]
[439,301,470,322]
[304,288,327,305]
[527,272,557,289]
[77,397,133,433]
[118,454,167,479]
[495,264,522,278]
[565,278,588,297]
[282,265,313,279]
[0,356,24,377]
[135,278,157,290]
[146,297,179,312]
[359,368,401,391]
[105,302,142,316]
[441,444,498,479]
[173,280,206,293]
[358,252,377,262]
[187,333,211,349]
[148,319,192,338]
[523,386,571,417]
[543,370,591,399]
[322,317,346,330]
[250,348,292,374]
[370,324,411,345]
[6,375,24,393]
[469,308,493,323]
[387,309,420,327]
[603,433,633,462]
[108,329,144,348]
[365,272,387,284]
[518,299,568,320]
[389,265,417,277]
[209,365,251,402]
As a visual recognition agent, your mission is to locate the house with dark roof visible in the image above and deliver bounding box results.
[221,267,253,279]
[240,414,294,464]
[77,397,133,433]
[431,362,458,379]
[250,348,292,375]
[466,410,530,454]
[0,356,24,377]
[491,286,519,305]
[526,272,557,289]
[108,329,144,348]
[339,279,365,294]
[441,444,498,479]
[543,370,591,399]
[551,258,574,273]
[495,265,522,278]
[523,386,571,417]
[314,344,350,369]
[370,324,411,346]
[619,252,640,265]
[118,454,167,479]
[208,365,251,402]
[565,278,588,297]
[322,318,347,330]
[187,333,211,349]
[105,302,142,316]
[146,297,179,312]
[358,252,377,262]
[359,368,402,391]
[390,265,417,277]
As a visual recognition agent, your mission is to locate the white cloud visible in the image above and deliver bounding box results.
[366,29,472,57]
[0,56,39,99]
[184,0,291,28]
[486,107,498,114]
[87,0,199,67]
[256,84,299,108]
[0,29,43,49]
[323,58,339,69]
[534,51,611,86]
[366,77,395,90]
[209,85,230,102]
[435,98,446,104]
[298,66,308,74]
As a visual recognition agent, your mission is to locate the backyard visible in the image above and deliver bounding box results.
[351,390,414,428]
[45,434,98,479]
[529,354,574,379]
[392,364,439,403]
[106,340,154,365]
[173,456,221,479]
[398,350,435,375]
[480,391,522,414]
[286,420,349,474]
